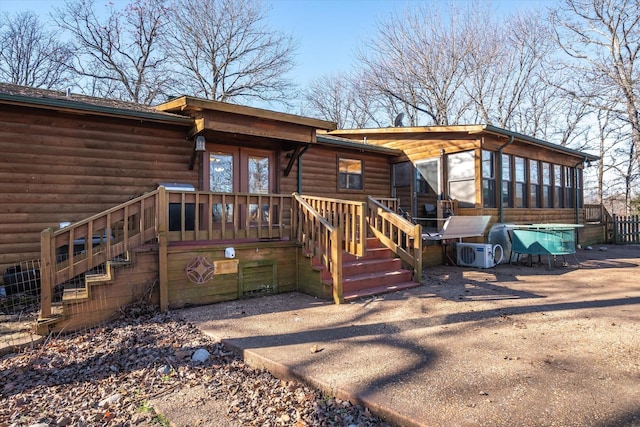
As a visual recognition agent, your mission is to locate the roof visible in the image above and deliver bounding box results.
[157,96,337,131]
[0,83,193,126]
[317,134,402,156]
[329,124,599,161]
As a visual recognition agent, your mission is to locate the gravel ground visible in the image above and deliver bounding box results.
[0,304,390,427]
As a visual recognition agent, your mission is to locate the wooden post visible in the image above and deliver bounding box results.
[39,228,55,319]
[157,187,169,311]
[413,223,423,282]
[331,226,344,304]
[358,201,367,256]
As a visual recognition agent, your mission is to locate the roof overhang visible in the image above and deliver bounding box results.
[0,92,194,126]
[156,96,337,145]
[330,124,599,162]
[317,134,402,156]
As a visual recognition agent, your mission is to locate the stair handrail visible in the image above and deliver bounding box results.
[367,196,423,282]
[292,193,344,304]
[39,189,161,318]
[298,194,367,257]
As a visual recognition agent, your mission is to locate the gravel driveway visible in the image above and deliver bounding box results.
[178,244,640,427]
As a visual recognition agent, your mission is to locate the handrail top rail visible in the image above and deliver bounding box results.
[292,193,335,231]
[50,189,160,237]
[368,196,417,233]
[166,190,292,197]
[299,194,366,206]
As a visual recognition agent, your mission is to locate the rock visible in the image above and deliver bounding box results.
[191,348,210,363]
[157,364,171,375]
[98,393,122,408]
[599,246,608,251]
[56,416,72,426]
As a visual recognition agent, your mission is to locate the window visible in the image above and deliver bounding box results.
[447,150,476,208]
[565,166,574,208]
[482,150,496,208]
[515,157,527,208]
[209,153,234,193]
[529,160,541,208]
[338,158,363,190]
[553,164,563,208]
[502,154,512,208]
[416,158,440,196]
[542,162,552,208]
[577,168,583,208]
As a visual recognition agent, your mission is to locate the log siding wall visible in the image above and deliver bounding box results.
[279,144,393,201]
[0,104,195,274]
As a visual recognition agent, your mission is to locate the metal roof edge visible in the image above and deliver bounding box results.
[482,124,600,161]
[0,92,194,126]
[317,134,402,155]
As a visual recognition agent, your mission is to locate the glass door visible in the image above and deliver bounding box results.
[205,146,275,226]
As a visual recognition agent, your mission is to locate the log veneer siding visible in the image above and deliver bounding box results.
[0,105,195,274]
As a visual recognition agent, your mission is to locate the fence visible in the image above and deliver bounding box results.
[613,215,640,244]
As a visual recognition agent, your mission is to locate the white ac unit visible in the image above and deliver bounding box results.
[455,243,503,268]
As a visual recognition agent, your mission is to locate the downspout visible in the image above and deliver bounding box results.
[574,157,587,225]
[497,135,515,223]
[297,144,311,193]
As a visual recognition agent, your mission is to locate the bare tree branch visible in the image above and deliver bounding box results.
[0,11,73,89]
[53,0,173,104]
[163,0,297,106]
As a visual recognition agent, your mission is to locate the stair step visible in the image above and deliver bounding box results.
[62,287,89,302]
[343,258,403,277]
[34,315,66,335]
[342,247,393,262]
[62,264,115,303]
[342,269,413,292]
[344,281,422,301]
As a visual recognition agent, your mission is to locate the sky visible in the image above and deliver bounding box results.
[0,0,556,89]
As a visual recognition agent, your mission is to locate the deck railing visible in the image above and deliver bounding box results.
[584,204,606,223]
[299,195,367,256]
[40,189,160,318]
[292,193,344,304]
[165,190,292,241]
[367,196,423,281]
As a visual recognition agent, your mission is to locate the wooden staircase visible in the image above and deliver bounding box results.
[35,253,134,333]
[61,253,132,303]
[316,237,422,301]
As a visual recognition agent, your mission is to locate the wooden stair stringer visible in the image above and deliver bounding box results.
[61,251,133,304]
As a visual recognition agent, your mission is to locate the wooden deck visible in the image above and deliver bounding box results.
[35,189,424,333]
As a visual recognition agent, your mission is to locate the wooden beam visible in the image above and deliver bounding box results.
[284,144,310,177]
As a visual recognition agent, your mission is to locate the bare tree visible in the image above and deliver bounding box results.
[53,0,173,104]
[0,11,72,89]
[164,0,297,105]
[463,10,561,134]
[303,71,387,129]
[551,0,640,212]
[357,1,479,126]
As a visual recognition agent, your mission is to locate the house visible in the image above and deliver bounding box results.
[0,83,600,333]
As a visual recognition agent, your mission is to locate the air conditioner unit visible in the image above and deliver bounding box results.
[455,243,503,268]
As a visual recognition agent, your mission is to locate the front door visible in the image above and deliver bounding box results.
[204,145,275,224]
